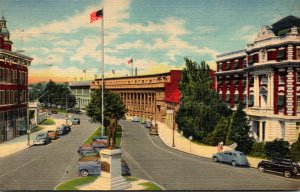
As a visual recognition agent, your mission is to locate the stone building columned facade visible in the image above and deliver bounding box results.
[90,70,181,124]
[215,15,300,143]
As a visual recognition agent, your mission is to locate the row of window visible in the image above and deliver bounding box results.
[218,47,300,72]
[72,89,90,95]
[0,90,28,105]
[221,94,300,112]
[0,67,28,85]
[103,76,169,85]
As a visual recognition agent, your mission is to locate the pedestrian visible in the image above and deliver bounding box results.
[217,142,223,152]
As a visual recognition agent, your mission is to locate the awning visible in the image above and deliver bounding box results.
[277,95,285,109]
[277,49,285,60]
[248,95,254,106]
[226,95,230,102]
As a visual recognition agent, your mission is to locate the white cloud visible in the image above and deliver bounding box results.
[53,40,80,47]
[195,26,216,34]
[31,54,64,66]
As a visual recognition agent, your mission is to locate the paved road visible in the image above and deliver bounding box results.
[120,120,300,190]
[0,113,98,190]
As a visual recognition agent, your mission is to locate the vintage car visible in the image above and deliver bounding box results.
[91,140,108,150]
[79,150,99,157]
[132,116,140,122]
[92,136,108,141]
[70,117,80,125]
[64,124,71,133]
[56,125,69,135]
[33,132,51,145]
[258,158,300,178]
[77,144,95,153]
[77,159,101,177]
[47,130,58,140]
[212,150,249,167]
[145,119,152,128]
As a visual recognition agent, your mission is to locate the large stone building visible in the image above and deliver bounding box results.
[0,16,32,142]
[91,70,181,124]
[69,81,91,110]
[215,15,300,143]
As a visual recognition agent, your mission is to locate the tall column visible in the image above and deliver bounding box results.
[287,45,293,61]
[133,93,135,115]
[254,75,259,107]
[267,73,274,109]
[286,68,294,116]
[143,93,146,112]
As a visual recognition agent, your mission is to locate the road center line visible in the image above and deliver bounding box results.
[0,156,40,178]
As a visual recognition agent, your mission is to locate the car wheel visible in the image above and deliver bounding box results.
[284,170,292,178]
[258,165,265,172]
[231,160,237,167]
[213,156,218,162]
[80,169,89,177]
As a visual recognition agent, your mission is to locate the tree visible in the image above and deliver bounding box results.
[86,89,127,132]
[290,134,300,161]
[36,80,76,109]
[29,82,46,101]
[203,116,230,146]
[176,58,231,142]
[226,102,254,154]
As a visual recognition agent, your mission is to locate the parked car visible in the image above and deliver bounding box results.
[77,144,95,153]
[257,158,300,178]
[47,130,59,140]
[56,125,69,135]
[64,124,72,133]
[132,116,140,122]
[80,150,99,157]
[145,119,152,128]
[33,132,51,145]
[92,136,108,141]
[77,159,101,177]
[212,150,249,167]
[91,140,108,151]
[70,117,80,125]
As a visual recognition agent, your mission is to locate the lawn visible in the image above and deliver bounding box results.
[138,182,162,190]
[31,126,44,133]
[40,118,55,125]
[54,176,98,190]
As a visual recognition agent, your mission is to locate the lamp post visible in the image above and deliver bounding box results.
[172,108,176,147]
[189,136,193,152]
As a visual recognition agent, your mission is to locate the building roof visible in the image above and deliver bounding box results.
[271,15,300,35]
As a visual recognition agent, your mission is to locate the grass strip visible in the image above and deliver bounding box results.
[40,118,55,125]
[31,126,44,133]
[83,126,104,144]
[54,176,98,190]
[124,176,138,182]
[138,182,162,190]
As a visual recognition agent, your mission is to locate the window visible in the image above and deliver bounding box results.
[248,95,254,107]
[297,96,300,113]
[297,47,300,60]
[278,95,285,110]
[296,122,300,136]
[277,49,285,60]
[297,71,300,82]
[248,56,254,65]
[234,61,239,69]
[234,95,239,104]
[226,63,231,70]
[226,95,230,103]
[279,74,285,84]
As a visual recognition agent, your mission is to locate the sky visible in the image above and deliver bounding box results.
[1,0,299,83]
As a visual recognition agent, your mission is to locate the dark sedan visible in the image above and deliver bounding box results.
[258,158,300,178]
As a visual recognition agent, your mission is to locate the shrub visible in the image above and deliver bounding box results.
[203,117,229,146]
[290,134,300,161]
[265,139,290,159]
[250,142,266,158]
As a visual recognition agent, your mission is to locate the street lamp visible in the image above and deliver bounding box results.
[189,136,193,152]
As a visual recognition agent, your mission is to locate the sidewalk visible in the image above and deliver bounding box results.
[156,121,263,168]
[0,118,66,158]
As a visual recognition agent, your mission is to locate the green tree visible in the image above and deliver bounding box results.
[290,134,300,161]
[29,82,46,101]
[226,102,254,154]
[86,90,127,132]
[176,58,231,142]
[203,116,230,146]
[39,80,76,109]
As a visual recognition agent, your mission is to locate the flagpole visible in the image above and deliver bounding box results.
[101,8,104,137]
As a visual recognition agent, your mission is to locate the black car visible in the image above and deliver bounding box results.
[258,158,300,178]
[56,125,69,135]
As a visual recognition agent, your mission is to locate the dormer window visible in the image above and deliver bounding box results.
[277,49,285,60]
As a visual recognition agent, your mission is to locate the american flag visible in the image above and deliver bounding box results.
[90,9,103,23]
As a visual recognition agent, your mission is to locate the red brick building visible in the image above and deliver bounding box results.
[215,15,300,143]
[0,16,32,142]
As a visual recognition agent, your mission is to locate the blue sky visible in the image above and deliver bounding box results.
[1,0,299,82]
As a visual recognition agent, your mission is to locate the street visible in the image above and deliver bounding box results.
[0,113,98,190]
[120,120,300,190]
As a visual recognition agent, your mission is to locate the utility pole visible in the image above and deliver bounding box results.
[65,94,68,125]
